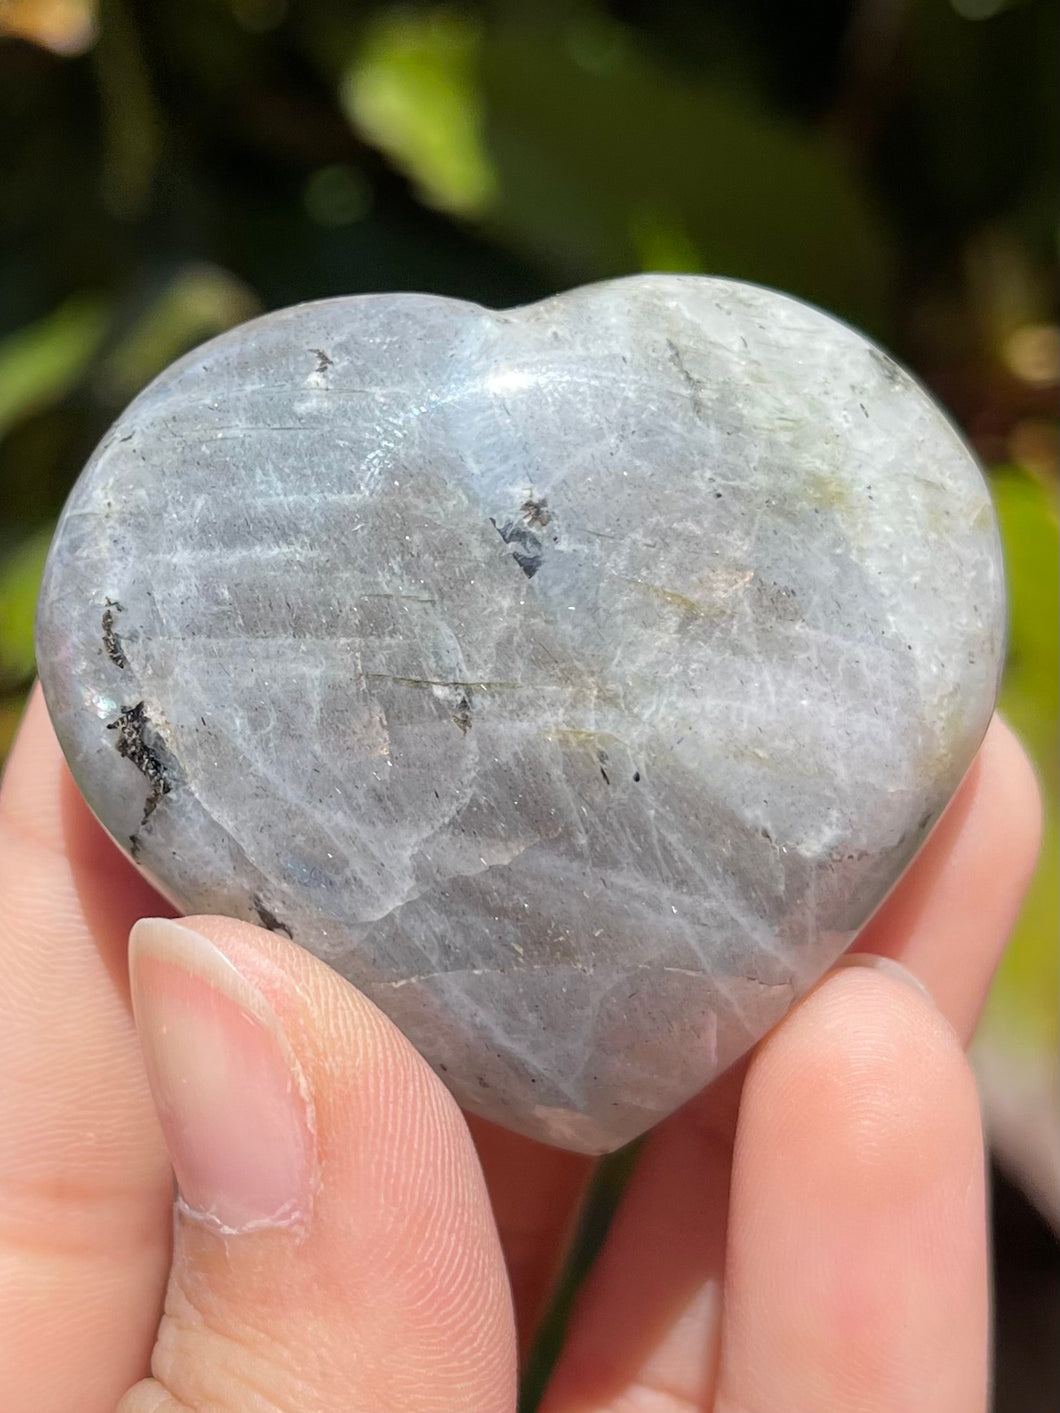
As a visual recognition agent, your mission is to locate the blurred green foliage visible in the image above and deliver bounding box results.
[343,8,497,215]
[991,467,1059,1047]
[0,0,1056,1386]
[0,293,108,437]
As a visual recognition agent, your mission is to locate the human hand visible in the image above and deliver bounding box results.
[0,686,1039,1412]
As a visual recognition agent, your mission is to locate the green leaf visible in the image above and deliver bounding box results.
[0,296,109,439]
[984,467,1059,1049]
[341,8,497,218]
[481,22,894,332]
[0,693,28,762]
[96,263,261,404]
[94,0,162,219]
[0,526,53,690]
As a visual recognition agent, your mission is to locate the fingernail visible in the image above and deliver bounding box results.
[129,917,314,1235]
[833,951,936,1007]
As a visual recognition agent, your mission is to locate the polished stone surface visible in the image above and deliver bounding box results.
[36,275,1004,1152]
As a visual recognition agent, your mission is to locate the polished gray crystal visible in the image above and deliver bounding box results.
[35,275,1004,1152]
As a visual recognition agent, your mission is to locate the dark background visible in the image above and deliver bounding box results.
[0,1,1056,1406]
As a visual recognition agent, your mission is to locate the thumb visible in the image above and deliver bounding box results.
[118,916,516,1413]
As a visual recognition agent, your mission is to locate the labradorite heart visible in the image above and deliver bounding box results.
[35,275,1004,1152]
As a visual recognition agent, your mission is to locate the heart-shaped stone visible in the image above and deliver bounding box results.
[35,275,1003,1153]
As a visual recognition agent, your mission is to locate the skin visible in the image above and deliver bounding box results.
[0,684,1041,1412]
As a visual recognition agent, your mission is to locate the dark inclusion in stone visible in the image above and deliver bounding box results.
[35,275,1005,1153]
[250,893,294,940]
[101,599,127,670]
[106,701,176,820]
[491,515,545,578]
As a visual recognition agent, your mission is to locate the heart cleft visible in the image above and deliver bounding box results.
[35,275,1004,1153]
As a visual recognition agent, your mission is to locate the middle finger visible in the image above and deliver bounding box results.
[540,718,1039,1411]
